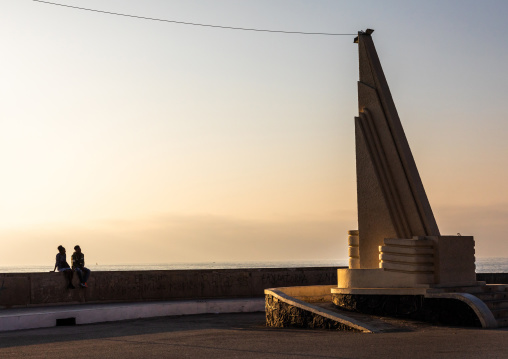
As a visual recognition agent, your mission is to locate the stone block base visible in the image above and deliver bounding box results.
[331,293,481,327]
[337,268,432,289]
[265,294,361,331]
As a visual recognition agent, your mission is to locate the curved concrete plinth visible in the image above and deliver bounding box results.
[331,287,498,329]
[337,268,432,289]
[425,292,497,328]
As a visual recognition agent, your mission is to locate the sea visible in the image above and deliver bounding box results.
[1,258,508,273]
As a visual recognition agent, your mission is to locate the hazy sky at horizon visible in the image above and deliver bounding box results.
[1,0,508,266]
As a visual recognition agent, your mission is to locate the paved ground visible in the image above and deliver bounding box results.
[1,312,508,358]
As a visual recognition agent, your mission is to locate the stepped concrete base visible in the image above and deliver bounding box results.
[0,298,264,332]
[266,280,508,331]
[337,268,432,288]
[332,287,428,295]
[332,284,506,329]
[331,291,485,328]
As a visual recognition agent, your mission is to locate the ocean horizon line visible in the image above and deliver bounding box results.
[2,257,508,273]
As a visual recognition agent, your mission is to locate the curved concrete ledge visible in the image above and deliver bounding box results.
[332,287,428,295]
[271,285,335,303]
[265,287,378,333]
[425,292,497,329]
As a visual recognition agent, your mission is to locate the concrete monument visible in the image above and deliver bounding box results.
[265,29,508,330]
[334,29,476,288]
[330,29,507,328]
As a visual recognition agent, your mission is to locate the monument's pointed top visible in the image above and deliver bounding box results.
[354,29,374,43]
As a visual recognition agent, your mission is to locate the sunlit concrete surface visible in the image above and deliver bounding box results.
[1,313,508,359]
[0,298,264,332]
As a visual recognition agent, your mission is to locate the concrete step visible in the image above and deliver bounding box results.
[426,285,486,294]
[484,284,508,292]
[379,252,433,264]
[383,238,434,248]
[379,245,434,255]
[483,300,508,310]
[380,261,434,272]
[496,317,508,328]
[489,308,508,319]
[473,292,508,301]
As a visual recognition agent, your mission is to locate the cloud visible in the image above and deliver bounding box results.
[0,212,357,266]
[4,203,505,268]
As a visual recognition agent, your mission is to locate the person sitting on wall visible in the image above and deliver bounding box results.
[71,245,91,288]
[51,245,75,289]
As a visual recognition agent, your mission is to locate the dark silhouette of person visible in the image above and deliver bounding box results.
[52,245,75,289]
[71,245,91,288]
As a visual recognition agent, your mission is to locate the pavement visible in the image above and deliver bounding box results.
[1,312,508,358]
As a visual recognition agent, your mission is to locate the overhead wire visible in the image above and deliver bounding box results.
[32,0,357,36]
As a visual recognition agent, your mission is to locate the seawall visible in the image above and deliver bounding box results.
[0,267,338,308]
[1,268,506,309]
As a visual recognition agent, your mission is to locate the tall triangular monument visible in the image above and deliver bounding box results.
[335,29,477,292]
[354,29,440,269]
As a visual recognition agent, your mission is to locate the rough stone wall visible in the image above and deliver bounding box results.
[332,293,481,327]
[332,293,424,316]
[265,294,360,331]
[0,267,338,308]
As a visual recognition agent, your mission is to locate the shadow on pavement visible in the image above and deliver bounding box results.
[0,312,331,349]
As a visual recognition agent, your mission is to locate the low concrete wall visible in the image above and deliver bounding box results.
[0,267,338,308]
[477,273,508,284]
[1,269,505,309]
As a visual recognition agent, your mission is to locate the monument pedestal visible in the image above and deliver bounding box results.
[332,233,499,327]
[337,235,477,291]
[336,269,431,291]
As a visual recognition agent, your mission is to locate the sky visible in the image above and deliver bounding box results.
[1,0,508,266]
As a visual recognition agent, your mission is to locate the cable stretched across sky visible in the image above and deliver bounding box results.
[33,0,357,36]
